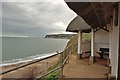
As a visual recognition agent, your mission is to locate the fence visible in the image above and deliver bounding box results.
[35,44,72,79]
[1,44,72,79]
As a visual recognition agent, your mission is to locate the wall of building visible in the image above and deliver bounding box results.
[109,8,119,78]
[109,24,119,78]
[94,29,109,56]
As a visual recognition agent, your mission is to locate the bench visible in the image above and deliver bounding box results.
[97,48,109,59]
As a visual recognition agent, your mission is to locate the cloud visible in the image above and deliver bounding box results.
[2,1,76,37]
[54,21,66,29]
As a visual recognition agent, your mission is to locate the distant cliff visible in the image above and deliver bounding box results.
[45,34,75,39]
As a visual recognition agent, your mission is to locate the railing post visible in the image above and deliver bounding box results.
[68,45,70,64]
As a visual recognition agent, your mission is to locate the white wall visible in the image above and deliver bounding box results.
[109,7,119,78]
[109,25,119,78]
[94,29,109,56]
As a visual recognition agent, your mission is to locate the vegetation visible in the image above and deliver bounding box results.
[82,33,91,43]
[66,33,91,54]
[45,71,60,80]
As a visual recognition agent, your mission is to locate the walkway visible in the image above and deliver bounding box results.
[63,54,109,79]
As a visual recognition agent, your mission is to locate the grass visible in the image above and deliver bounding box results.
[46,71,60,80]
[41,71,60,80]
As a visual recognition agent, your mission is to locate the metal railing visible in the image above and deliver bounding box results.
[1,44,72,79]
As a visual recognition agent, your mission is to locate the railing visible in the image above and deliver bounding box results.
[35,44,72,79]
[1,44,72,79]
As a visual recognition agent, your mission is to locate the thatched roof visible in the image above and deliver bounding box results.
[65,2,118,29]
[66,16,91,33]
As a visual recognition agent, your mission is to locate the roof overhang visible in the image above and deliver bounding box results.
[65,2,118,29]
[66,16,91,33]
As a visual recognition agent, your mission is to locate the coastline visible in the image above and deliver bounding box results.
[1,52,59,67]
[1,54,60,78]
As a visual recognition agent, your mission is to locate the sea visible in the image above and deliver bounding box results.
[1,37,69,66]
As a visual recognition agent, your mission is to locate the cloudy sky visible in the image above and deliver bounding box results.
[1,0,76,37]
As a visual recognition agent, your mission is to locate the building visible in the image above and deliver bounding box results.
[65,2,120,79]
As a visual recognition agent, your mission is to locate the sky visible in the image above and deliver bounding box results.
[1,0,77,37]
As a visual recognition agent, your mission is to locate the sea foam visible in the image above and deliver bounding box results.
[0,52,59,67]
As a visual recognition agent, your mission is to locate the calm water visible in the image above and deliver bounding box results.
[2,37,69,65]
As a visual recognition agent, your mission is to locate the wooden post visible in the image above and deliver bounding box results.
[78,30,82,59]
[67,45,71,64]
[90,28,95,63]
[47,62,48,69]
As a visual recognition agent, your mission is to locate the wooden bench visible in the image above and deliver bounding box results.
[97,48,109,59]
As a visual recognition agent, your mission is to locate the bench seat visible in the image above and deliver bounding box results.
[97,48,109,59]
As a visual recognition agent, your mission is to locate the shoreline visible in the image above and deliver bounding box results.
[1,52,60,67]
[1,52,61,73]
[1,54,60,79]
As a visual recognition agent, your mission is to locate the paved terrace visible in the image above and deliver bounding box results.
[63,54,109,79]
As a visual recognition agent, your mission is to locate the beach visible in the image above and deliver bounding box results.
[1,54,60,79]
